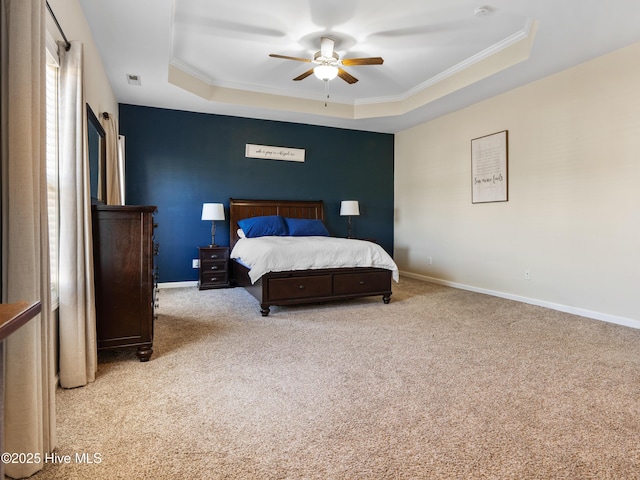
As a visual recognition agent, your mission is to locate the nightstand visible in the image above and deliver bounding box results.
[198,246,230,289]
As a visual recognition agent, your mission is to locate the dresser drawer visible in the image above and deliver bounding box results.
[268,275,332,301]
[333,271,391,295]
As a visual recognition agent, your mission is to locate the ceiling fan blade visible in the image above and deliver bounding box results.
[293,69,315,81]
[320,37,335,57]
[341,57,384,66]
[337,68,358,84]
[269,54,311,63]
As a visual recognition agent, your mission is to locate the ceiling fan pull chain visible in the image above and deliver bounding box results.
[324,79,330,107]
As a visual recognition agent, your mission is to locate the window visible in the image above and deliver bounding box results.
[46,38,60,305]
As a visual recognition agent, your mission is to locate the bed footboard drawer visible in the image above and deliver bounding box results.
[268,275,333,300]
[334,270,391,295]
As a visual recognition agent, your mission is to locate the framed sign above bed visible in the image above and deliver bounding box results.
[245,144,305,162]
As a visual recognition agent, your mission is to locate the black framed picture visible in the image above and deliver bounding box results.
[471,130,508,204]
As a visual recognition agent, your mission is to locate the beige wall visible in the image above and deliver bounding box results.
[47,0,117,121]
[395,42,640,327]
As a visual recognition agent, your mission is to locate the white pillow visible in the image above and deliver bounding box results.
[237,228,246,239]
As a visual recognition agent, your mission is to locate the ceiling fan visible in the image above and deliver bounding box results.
[269,36,383,84]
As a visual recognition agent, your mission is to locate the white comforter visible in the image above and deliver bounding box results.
[231,236,400,284]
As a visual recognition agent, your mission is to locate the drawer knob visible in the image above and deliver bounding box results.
[210,266,218,270]
[299,285,305,289]
[210,254,218,259]
[359,281,365,285]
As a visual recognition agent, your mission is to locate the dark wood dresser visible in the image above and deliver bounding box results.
[92,205,158,361]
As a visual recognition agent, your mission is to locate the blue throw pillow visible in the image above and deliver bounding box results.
[284,217,330,237]
[237,215,288,238]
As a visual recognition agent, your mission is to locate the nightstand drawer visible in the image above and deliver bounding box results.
[200,271,229,286]
[201,249,229,261]
[201,260,227,273]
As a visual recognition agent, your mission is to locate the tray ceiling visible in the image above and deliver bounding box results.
[77,0,640,132]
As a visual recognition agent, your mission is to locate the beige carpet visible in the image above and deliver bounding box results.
[32,277,640,479]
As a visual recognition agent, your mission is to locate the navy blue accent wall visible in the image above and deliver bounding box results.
[119,104,394,283]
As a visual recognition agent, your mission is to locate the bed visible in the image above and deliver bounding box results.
[229,198,398,316]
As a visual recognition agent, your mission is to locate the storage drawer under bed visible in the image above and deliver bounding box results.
[267,275,333,301]
[333,270,391,295]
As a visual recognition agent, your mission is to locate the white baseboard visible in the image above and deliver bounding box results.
[157,281,198,289]
[400,270,640,330]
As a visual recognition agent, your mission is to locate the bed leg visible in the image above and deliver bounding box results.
[260,305,270,316]
[383,293,391,304]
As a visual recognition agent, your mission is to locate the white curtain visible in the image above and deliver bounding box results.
[0,0,56,477]
[103,113,125,205]
[57,40,98,388]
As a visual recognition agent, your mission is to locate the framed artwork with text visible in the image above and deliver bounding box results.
[471,130,508,204]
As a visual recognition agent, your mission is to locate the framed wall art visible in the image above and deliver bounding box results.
[471,130,508,204]
[245,144,305,162]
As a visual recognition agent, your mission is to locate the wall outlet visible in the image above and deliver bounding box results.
[192,259,199,269]
[524,269,531,280]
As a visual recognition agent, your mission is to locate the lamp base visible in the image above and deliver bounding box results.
[210,222,217,248]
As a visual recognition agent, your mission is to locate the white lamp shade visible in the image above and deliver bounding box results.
[314,65,339,81]
[201,203,225,221]
[340,200,360,216]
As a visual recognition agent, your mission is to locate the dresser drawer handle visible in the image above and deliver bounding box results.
[209,254,219,259]
[299,285,305,289]
[210,266,218,270]
[359,281,365,285]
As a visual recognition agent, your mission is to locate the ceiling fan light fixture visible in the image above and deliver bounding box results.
[270,37,381,84]
[314,65,338,81]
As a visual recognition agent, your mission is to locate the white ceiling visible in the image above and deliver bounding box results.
[78,0,640,133]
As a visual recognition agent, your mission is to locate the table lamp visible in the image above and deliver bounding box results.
[340,200,360,238]
[201,203,225,246]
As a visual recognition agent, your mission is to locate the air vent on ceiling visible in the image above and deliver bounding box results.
[474,5,494,16]
[126,74,142,86]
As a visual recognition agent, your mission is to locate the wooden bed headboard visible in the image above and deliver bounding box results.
[229,198,325,248]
